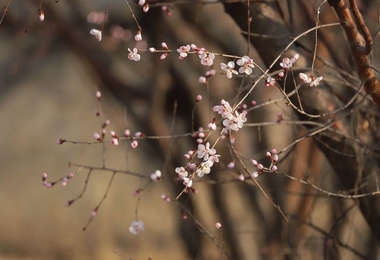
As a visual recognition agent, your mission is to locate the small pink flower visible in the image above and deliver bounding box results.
[199,51,215,66]
[150,170,162,181]
[299,73,323,87]
[90,29,102,41]
[215,222,223,229]
[129,220,144,235]
[177,45,191,59]
[128,48,141,61]
[220,61,238,79]
[236,56,255,75]
[175,167,188,179]
[94,132,102,141]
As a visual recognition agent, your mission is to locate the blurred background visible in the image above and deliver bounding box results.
[1,1,380,259]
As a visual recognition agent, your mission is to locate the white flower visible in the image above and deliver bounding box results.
[279,54,299,70]
[196,160,214,177]
[236,56,255,75]
[220,61,238,79]
[177,45,191,59]
[175,167,188,179]
[213,99,232,118]
[150,170,162,181]
[197,142,216,161]
[280,57,292,70]
[90,29,102,41]
[128,48,141,61]
[222,111,247,132]
[299,72,311,83]
[310,76,323,87]
[199,51,215,66]
[129,220,144,235]
[182,177,193,187]
[299,73,323,87]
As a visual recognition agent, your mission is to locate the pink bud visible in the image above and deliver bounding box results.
[38,10,45,22]
[206,69,215,77]
[228,162,235,169]
[112,138,119,145]
[271,165,278,172]
[160,53,169,60]
[161,42,168,49]
[131,140,138,148]
[251,172,259,178]
[251,160,257,165]
[135,31,142,41]
[215,222,223,229]
[143,4,149,13]
[198,76,207,84]
[195,95,202,102]
[96,91,101,101]
[271,148,277,154]
[238,174,245,181]
[124,128,130,137]
[57,138,66,144]
[94,132,102,141]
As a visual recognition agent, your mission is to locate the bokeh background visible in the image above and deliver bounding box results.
[1,1,380,259]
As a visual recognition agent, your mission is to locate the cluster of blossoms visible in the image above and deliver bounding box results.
[280,54,299,71]
[220,55,255,79]
[196,142,220,177]
[41,172,75,188]
[251,149,279,178]
[213,99,247,132]
[174,142,220,188]
[177,44,215,66]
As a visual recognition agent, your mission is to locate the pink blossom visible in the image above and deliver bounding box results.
[236,55,255,75]
[128,48,141,61]
[129,220,144,235]
[177,45,191,59]
[90,29,102,41]
[220,61,238,79]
